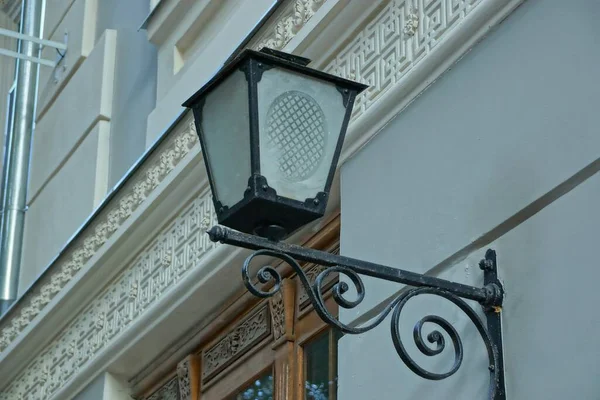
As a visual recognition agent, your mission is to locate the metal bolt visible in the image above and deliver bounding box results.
[313,198,320,205]
[219,207,224,214]
[262,184,268,191]
[489,365,495,371]
[258,63,263,68]
[479,258,494,271]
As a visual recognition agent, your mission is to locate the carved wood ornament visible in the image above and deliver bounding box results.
[147,377,180,400]
[202,305,271,384]
[177,355,201,400]
[269,278,296,346]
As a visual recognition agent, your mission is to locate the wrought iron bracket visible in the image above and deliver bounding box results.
[208,226,506,399]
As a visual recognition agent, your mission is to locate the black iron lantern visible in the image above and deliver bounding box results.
[183,48,367,239]
[184,48,507,399]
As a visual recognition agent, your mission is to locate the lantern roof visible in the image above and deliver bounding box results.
[182,48,368,108]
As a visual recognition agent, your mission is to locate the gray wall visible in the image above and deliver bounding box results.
[73,374,105,400]
[72,373,132,400]
[339,0,600,399]
[96,0,157,187]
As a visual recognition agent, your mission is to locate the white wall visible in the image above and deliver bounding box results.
[19,0,157,293]
[73,373,131,400]
[144,0,278,147]
[339,0,600,398]
[20,31,116,294]
[95,0,157,187]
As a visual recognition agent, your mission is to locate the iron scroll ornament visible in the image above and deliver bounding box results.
[208,226,506,399]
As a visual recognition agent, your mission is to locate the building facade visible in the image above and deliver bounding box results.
[0,0,599,399]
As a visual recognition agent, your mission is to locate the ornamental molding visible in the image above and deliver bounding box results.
[269,291,286,341]
[251,0,327,51]
[145,355,199,400]
[298,246,338,311]
[0,0,328,359]
[298,264,328,309]
[0,116,198,354]
[2,189,216,399]
[0,118,212,399]
[176,358,191,400]
[201,305,271,384]
[147,377,180,400]
[0,0,523,397]
[325,0,486,123]
[403,8,419,37]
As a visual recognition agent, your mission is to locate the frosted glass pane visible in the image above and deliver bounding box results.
[257,68,346,202]
[202,70,250,207]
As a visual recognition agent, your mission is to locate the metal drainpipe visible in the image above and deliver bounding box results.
[0,0,43,315]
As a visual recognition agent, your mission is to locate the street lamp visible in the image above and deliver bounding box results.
[184,48,506,399]
[183,48,367,240]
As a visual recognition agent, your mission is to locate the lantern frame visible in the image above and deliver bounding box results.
[183,48,368,238]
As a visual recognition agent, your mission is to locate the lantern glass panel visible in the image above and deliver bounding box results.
[201,69,251,208]
[257,68,346,202]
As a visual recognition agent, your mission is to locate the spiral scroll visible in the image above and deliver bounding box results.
[391,288,500,398]
[242,249,403,334]
[241,250,501,399]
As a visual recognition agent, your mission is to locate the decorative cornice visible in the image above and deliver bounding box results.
[0,118,208,398]
[2,187,216,398]
[0,0,329,357]
[251,0,326,51]
[0,117,198,353]
[0,0,523,397]
[403,7,419,37]
[325,0,484,123]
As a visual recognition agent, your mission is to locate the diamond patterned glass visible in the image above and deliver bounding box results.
[257,68,346,202]
[266,91,327,182]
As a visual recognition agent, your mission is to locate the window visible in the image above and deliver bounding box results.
[233,371,274,400]
[303,330,340,400]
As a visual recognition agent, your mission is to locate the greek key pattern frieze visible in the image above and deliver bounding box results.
[298,245,339,310]
[0,116,199,354]
[2,191,216,399]
[325,0,482,122]
[252,0,326,51]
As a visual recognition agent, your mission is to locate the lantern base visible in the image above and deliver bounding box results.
[216,195,323,239]
[253,224,287,241]
[213,175,328,239]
